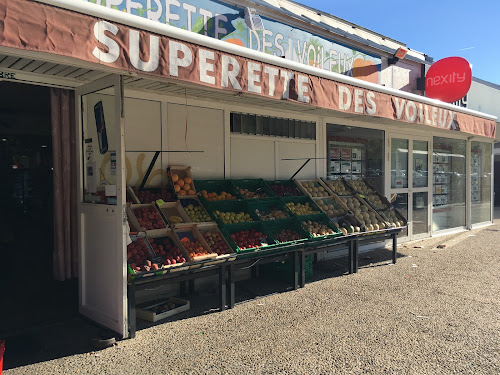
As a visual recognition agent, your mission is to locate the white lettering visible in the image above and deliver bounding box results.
[354,89,363,113]
[366,92,376,115]
[275,34,285,57]
[126,0,141,13]
[307,44,316,67]
[296,40,307,65]
[183,3,196,31]
[281,71,294,99]
[215,13,227,39]
[338,85,351,111]
[394,98,406,120]
[263,29,273,53]
[147,0,162,22]
[92,21,120,64]
[221,55,242,90]
[264,66,279,96]
[431,107,438,126]
[249,30,260,51]
[405,101,417,122]
[129,30,159,72]
[247,62,261,94]
[297,75,310,103]
[105,0,122,8]
[199,49,215,84]
[168,41,193,76]
[438,109,447,128]
[418,104,424,123]
[424,105,431,125]
[344,54,354,76]
[329,50,340,73]
[165,0,180,23]
[199,8,212,36]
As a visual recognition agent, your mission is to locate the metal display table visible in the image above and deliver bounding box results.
[127,228,403,338]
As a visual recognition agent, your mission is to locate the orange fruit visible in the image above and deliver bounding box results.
[179,190,186,196]
[187,189,195,195]
[176,179,185,188]
[184,177,192,184]
[174,185,181,193]
[171,174,179,183]
[183,184,191,191]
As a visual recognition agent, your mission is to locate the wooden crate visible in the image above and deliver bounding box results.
[127,203,168,232]
[156,200,192,228]
[168,165,197,198]
[173,225,218,262]
[144,228,191,272]
[136,297,190,322]
[195,223,234,261]
[294,179,331,199]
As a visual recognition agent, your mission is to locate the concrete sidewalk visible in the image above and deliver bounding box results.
[4,222,500,374]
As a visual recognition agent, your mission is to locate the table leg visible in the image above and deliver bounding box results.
[127,284,136,339]
[392,233,397,264]
[219,265,227,311]
[293,251,299,290]
[353,239,359,273]
[300,250,306,288]
[228,263,235,309]
[348,241,354,274]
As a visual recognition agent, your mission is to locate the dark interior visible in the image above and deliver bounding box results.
[0,81,78,338]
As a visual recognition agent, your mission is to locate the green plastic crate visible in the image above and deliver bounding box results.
[265,179,304,197]
[196,180,242,202]
[207,199,259,226]
[246,198,294,221]
[261,254,314,283]
[231,178,276,199]
[297,213,342,240]
[221,222,277,253]
[263,217,312,245]
[281,195,322,217]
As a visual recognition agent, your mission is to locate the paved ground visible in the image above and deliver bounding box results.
[4,221,500,374]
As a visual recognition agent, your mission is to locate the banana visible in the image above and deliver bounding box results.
[168,216,183,224]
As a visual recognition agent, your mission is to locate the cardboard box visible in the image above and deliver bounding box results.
[169,165,197,198]
[136,297,190,322]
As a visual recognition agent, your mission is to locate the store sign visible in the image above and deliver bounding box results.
[0,0,495,138]
[425,57,472,103]
[83,0,382,83]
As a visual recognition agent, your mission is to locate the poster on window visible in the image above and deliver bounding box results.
[352,161,361,174]
[352,148,362,160]
[341,161,351,173]
[330,160,341,173]
[330,147,341,159]
[341,148,351,160]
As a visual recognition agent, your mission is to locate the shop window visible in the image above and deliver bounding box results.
[471,142,492,224]
[326,124,385,193]
[230,113,316,140]
[432,137,466,231]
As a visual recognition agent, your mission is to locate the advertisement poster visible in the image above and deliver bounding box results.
[351,148,362,160]
[341,161,351,173]
[352,161,361,174]
[330,160,341,173]
[341,148,352,160]
[330,147,341,159]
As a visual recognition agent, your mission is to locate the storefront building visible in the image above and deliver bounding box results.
[0,0,495,338]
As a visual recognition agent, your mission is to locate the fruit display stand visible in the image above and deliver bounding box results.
[174,226,218,262]
[298,213,342,240]
[294,179,331,199]
[168,165,197,198]
[144,229,191,272]
[179,197,215,224]
[127,203,168,232]
[230,178,276,199]
[263,217,312,245]
[207,199,259,226]
[156,200,192,228]
[246,198,294,221]
[126,234,158,280]
[264,179,304,197]
[197,179,241,202]
[221,221,277,254]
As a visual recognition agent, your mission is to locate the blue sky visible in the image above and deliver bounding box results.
[293,0,500,85]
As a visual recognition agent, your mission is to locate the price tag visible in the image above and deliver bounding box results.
[156,199,165,207]
[359,194,365,198]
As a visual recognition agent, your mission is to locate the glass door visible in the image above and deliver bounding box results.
[76,75,128,338]
[388,135,431,240]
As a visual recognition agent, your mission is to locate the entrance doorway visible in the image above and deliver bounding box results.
[388,135,432,240]
[0,81,77,337]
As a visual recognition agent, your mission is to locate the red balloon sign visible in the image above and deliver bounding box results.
[425,57,472,103]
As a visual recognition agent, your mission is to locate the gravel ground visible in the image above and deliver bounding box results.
[5,223,500,375]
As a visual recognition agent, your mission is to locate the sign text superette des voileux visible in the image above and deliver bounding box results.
[93,20,459,131]
[88,0,382,83]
